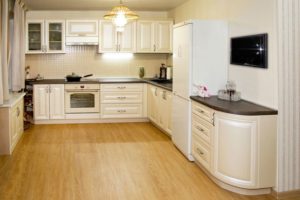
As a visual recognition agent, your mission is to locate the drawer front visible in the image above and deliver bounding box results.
[192,114,213,145]
[101,84,143,92]
[192,137,211,171]
[101,92,143,104]
[65,84,100,90]
[11,99,24,149]
[101,104,142,118]
[192,102,214,124]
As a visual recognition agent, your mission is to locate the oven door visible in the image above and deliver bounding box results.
[65,90,100,114]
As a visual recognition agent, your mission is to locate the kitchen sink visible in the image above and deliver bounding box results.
[150,79,172,84]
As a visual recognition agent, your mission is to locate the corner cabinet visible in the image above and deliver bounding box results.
[26,20,65,54]
[148,85,172,135]
[34,84,65,120]
[191,100,277,194]
[99,20,136,53]
[137,20,173,53]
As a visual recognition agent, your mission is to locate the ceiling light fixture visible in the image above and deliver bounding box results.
[104,0,139,32]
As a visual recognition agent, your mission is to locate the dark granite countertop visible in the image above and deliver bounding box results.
[25,78,173,91]
[190,96,278,116]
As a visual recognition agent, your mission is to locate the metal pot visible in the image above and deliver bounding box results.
[66,73,93,82]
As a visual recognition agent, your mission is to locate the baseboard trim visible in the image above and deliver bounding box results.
[34,118,149,124]
[271,189,300,199]
[194,161,272,196]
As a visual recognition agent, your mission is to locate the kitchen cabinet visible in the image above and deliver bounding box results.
[191,100,277,193]
[100,84,145,119]
[26,20,65,54]
[66,20,99,45]
[34,84,65,120]
[99,20,136,53]
[0,97,24,155]
[148,85,172,135]
[137,20,173,53]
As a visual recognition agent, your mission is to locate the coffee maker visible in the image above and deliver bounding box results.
[159,64,167,79]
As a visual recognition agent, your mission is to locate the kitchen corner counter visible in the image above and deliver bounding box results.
[0,93,26,108]
[26,78,173,91]
[190,96,278,116]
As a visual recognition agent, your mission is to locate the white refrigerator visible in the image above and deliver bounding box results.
[172,20,228,161]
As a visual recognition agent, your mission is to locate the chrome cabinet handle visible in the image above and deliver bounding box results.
[155,88,158,96]
[117,86,126,89]
[197,108,205,114]
[117,110,126,113]
[117,96,126,99]
[162,91,167,100]
[153,44,156,52]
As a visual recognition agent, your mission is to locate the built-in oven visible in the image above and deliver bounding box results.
[65,84,100,114]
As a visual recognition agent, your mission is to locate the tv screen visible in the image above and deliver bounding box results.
[230,34,268,68]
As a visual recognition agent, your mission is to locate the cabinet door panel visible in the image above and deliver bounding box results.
[34,85,50,120]
[155,21,173,53]
[214,113,257,188]
[99,21,117,52]
[137,21,154,52]
[26,20,45,54]
[66,20,98,36]
[119,22,136,52]
[45,20,65,53]
[148,85,159,123]
[50,85,65,119]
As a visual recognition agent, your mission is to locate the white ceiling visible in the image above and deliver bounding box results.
[23,0,188,11]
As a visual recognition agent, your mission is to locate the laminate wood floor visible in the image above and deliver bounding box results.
[0,123,283,200]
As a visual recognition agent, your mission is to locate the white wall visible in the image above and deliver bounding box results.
[25,11,171,79]
[169,0,278,109]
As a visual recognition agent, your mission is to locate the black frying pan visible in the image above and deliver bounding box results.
[66,73,93,82]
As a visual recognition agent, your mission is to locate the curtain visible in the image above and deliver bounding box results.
[0,0,10,105]
[11,0,25,91]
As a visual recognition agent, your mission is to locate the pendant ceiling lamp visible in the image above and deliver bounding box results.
[104,0,139,32]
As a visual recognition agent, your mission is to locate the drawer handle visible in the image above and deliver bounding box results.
[196,126,205,133]
[117,110,127,113]
[117,96,126,99]
[197,109,205,114]
[117,86,126,89]
[196,148,204,155]
[17,107,20,117]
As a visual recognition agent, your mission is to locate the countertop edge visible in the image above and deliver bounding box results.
[26,79,173,92]
[0,93,26,108]
[190,96,278,116]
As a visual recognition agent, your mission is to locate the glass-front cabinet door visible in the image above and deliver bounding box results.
[45,20,65,53]
[26,20,45,54]
[26,20,65,54]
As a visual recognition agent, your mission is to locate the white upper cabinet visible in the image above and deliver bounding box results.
[137,20,173,53]
[99,20,136,53]
[26,20,65,54]
[66,20,98,37]
[66,20,99,45]
[26,20,45,54]
[45,20,65,53]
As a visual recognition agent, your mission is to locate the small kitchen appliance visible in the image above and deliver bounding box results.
[159,64,167,79]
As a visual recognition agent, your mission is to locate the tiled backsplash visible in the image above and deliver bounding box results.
[25,46,169,79]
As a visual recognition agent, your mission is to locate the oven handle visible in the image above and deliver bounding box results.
[65,90,100,93]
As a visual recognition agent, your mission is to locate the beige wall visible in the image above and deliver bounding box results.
[169,0,278,109]
[25,11,170,79]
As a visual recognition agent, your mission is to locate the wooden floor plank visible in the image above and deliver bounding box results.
[0,123,277,200]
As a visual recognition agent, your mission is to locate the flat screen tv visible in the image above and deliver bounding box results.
[230,34,268,68]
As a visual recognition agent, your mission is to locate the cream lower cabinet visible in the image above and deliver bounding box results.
[0,98,24,155]
[213,112,276,189]
[148,85,172,135]
[191,101,277,192]
[34,84,65,121]
[100,83,146,118]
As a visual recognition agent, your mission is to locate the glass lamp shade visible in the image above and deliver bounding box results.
[104,4,139,32]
